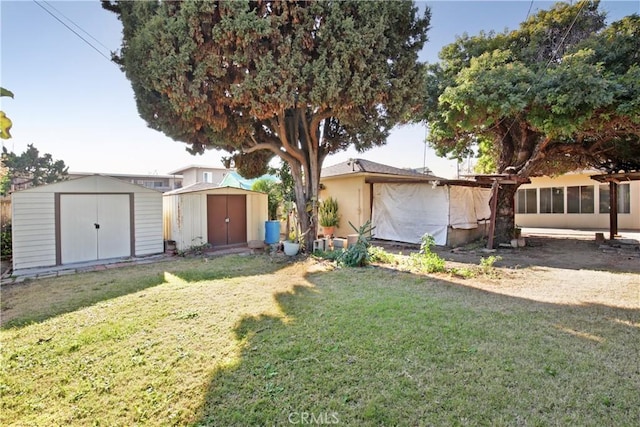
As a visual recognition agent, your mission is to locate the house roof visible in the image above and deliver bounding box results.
[166,164,231,175]
[163,182,265,196]
[321,159,441,180]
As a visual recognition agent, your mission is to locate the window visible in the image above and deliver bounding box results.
[203,172,213,183]
[539,187,564,214]
[567,185,594,214]
[600,183,631,214]
[516,188,537,214]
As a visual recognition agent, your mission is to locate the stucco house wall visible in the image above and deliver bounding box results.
[515,172,639,230]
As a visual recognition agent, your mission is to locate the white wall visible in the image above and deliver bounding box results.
[11,192,56,270]
[134,192,164,255]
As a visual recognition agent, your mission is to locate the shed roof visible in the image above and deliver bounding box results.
[163,183,265,196]
[321,159,441,180]
[166,164,231,175]
[12,174,161,194]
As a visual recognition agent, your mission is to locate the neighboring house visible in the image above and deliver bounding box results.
[320,159,492,246]
[515,171,640,230]
[163,183,268,251]
[11,175,163,273]
[167,165,232,187]
[69,171,182,193]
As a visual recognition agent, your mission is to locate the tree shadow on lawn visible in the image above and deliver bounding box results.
[195,266,640,426]
[0,254,290,329]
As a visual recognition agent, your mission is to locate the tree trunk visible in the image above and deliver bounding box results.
[492,183,520,245]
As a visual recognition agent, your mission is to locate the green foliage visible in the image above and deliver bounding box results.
[1,144,68,195]
[251,178,281,220]
[479,255,503,276]
[406,233,446,273]
[425,1,640,176]
[407,252,446,274]
[103,0,431,251]
[0,87,13,140]
[318,197,340,227]
[338,220,375,267]
[312,249,344,262]
[1,221,11,259]
[368,246,397,264]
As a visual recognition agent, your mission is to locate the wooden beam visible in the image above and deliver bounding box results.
[486,180,500,250]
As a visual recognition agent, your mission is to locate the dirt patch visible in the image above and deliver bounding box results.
[372,235,640,309]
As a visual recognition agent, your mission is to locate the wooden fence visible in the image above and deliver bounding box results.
[1,196,11,226]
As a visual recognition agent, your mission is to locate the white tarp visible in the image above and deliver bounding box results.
[372,183,449,245]
[449,186,493,229]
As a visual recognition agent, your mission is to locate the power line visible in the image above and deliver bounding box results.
[497,0,588,158]
[525,0,535,20]
[41,0,112,52]
[32,0,113,63]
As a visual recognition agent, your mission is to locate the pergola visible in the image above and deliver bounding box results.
[590,171,640,240]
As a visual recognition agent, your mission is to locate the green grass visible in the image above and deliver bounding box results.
[1,255,639,426]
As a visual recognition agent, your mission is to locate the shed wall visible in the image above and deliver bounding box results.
[12,175,163,272]
[134,192,164,255]
[163,188,267,251]
[11,192,57,270]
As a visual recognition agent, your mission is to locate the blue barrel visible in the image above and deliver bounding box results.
[264,220,281,244]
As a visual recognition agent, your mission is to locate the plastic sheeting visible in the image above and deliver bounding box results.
[372,183,449,245]
[449,186,492,229]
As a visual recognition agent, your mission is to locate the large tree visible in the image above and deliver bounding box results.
[1,144,68,195]
[425,0,640,243]
[103,0,430,249]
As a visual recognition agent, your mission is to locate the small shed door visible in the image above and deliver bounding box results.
[60,194,131,264]
[207,195,247,246]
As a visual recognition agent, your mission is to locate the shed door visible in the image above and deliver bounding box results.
[60,194,131,264]
[207,195,247,246]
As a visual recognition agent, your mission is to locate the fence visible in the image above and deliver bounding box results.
[1,196,11,226]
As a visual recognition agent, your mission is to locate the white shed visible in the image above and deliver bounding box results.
[163,184,268,251]
[11,175,163,273]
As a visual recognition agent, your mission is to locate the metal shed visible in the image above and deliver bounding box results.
[11,175,164,273]
[163,184,268,251]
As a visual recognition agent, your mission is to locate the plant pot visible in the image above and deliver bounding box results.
[283,241,300,256]
[322,226,336,237]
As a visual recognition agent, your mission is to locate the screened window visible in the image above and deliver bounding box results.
[567,186,594,214]
[516,188,537,214]
[600,183,631,214]
[539,187,564,214]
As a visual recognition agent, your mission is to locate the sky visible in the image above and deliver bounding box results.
[1,0,639,178]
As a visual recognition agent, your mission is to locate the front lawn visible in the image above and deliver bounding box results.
[1,255,638,426]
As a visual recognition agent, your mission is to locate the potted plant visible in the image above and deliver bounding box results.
[319,196,340,237]
[283,227,301,256]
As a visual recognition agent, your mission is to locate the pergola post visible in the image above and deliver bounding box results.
[609,181,618,240]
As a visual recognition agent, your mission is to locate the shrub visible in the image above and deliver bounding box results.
[338,220,375,267]
[1,221,11,259]
[404,233,446,273]
[368,246,396,264]
[479,255,502,276]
